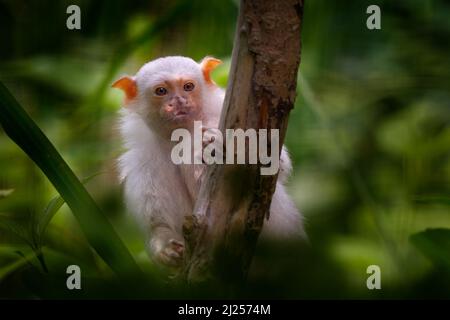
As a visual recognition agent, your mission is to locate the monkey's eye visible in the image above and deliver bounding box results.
[183,82,195,92]
[154,87,167,96]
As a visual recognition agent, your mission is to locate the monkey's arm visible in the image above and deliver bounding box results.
[119,114,192,267]
[121,155,191,267]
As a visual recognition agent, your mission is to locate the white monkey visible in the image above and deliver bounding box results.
[113,56,304,268]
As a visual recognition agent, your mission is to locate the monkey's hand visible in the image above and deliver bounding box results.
[149,229,185,268]
[193,126,222,183]
[155,238,184,268]
[201,126,225,164]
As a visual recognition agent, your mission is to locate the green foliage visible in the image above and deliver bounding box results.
[411,229,450,268]
[0,81,141,279]
[0,0,449,298]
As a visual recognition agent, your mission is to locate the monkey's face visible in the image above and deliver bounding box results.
[148,77,203,129]
[113,56,221,134]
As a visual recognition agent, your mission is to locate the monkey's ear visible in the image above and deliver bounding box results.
[112,76,137,104]
[200,56,222,84]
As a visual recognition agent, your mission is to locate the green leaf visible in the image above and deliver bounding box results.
[410,228,450,268]
[0,254,33,280]
[0,215,31,245]
[38,172,103,237]
[0,81,141,279]
[38,196,65,237]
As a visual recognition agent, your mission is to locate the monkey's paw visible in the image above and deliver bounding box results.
[201,126,224,164]
[155,239,185,268]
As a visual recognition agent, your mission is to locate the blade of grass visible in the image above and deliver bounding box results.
[0,81,141,279]
[38,172,105,237]
[0,251,36,280]
[0,215,31,245]
[38,196,65,237]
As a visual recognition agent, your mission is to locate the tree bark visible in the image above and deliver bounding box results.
[182,0,304,286]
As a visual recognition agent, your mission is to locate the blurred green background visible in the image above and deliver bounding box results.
[0,0,450,299]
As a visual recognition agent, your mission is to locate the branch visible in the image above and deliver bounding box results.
[182,0,304,286]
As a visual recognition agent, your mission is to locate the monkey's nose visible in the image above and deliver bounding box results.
[175,96,188,104]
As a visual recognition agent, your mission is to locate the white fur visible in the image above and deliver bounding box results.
[117,56,304,265]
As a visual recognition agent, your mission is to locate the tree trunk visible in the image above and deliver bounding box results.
[182,0,305,286]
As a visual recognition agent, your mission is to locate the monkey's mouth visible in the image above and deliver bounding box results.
[174,110,188,116]
[172,110,191,120]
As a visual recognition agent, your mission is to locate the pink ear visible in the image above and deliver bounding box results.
[200,56,222,84]
[112,76,137,104]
